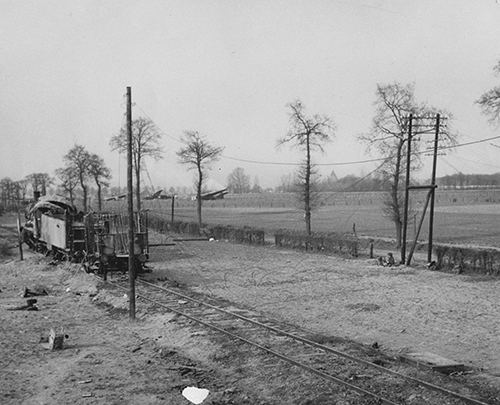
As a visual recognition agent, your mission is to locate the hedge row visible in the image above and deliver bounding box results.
[148,215,265,245]
[434,244,500,275]
[274,230,359,257]
[209,224,265,245]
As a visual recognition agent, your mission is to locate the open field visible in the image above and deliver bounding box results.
[131,190,500,248]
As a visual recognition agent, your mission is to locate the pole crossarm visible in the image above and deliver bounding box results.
[407,185,438,190]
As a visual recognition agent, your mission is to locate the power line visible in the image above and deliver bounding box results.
[448,154,500,169]
[339,157,390,192]
[134,103,183,144]
[434,134,500,151]
[221,154,388,166]
[224,135,500,167]
[132,104,500,167]
[441,157,462,174]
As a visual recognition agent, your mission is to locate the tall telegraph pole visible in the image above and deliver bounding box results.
[126,86,136,320]
[427,114,440,263]
[401,114,413,263]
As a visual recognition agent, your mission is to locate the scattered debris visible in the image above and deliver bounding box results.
[377,252,396,267]
[182,386,210,404]
[399,351,465,374]
[371,342,379,350]
[41,328,68,350]
[23,286,48,297]
[371,358,385,366]
[7,298,38,311]
[159,349,177,358]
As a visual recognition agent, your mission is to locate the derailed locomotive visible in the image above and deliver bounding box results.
[22,195,149,275]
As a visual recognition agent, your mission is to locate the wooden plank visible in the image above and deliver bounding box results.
[399,351,465,374]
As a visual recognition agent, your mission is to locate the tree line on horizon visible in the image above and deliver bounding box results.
[1,59,499,240]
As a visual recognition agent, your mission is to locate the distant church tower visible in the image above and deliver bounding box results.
[329,169,338,182]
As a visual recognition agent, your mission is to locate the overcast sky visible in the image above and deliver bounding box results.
[1,0,500,190]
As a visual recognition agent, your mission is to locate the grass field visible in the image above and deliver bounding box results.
[111,190,500,248]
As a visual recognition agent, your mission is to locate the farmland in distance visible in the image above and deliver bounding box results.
[136,189,500,248]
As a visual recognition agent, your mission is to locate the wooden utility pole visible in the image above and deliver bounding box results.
[402,114,442,266]
[427,114,440,263]
[126,86,136,320]
[171,195,175,223]
[16,211,23,260]
[401,114,413,264]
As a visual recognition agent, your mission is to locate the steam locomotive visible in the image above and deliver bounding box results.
[22,195,149,275]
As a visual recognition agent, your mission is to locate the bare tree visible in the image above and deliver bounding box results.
[359,82,456,248]
[25,173,53,196]
[110,116,162,211]
[477,60,500,124]
[88,154,111,211]
[16,179,29,201]
[55,166,79,204]
[0,178,16,210]
[277,100,335,235]
[275,173,296,193]
[64,145,91,211]
[176,131,224,229]
[227,167,250,194]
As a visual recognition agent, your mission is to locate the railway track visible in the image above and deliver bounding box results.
[107,276,494,405]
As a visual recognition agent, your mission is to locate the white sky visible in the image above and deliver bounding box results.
[1,0,500,190]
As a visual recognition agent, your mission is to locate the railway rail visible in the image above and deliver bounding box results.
[107,276,494,405]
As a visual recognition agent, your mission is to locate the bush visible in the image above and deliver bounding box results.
[274,230,359,257]
[434,244,500,275]
[148,214,265,246]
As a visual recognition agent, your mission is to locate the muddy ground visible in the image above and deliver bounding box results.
[1,215,499,404]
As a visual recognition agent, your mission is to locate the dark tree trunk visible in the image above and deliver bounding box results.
[197,164,203,231]
[391,139,404,248]
[82,185,87,212]
[97,183,102,212]
[79,173,87,212]
[304,134,312,235]
[135,162,141,213]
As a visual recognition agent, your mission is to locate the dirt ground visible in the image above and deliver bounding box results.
[147,232,500,383]
[1,214,499,404]
[0,219,268,405]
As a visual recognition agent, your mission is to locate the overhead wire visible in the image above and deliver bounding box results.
[132,103,500,168]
